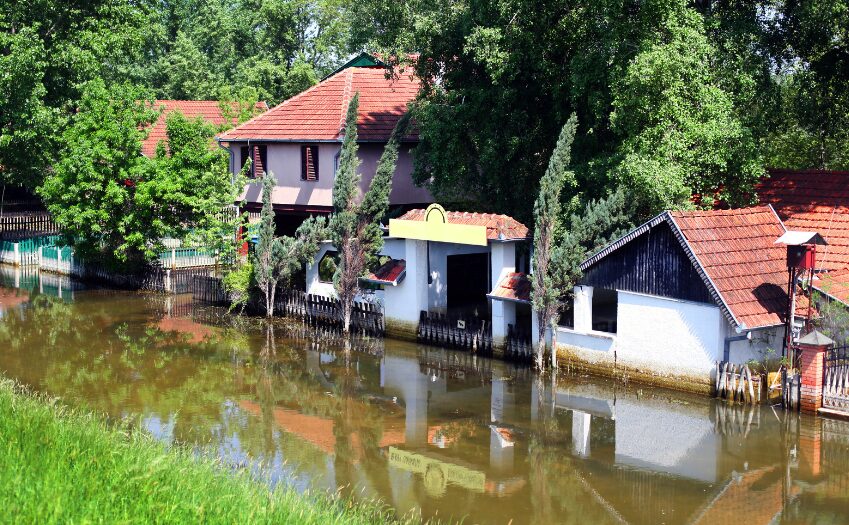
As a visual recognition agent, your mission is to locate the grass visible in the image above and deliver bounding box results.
[0,378,409,524]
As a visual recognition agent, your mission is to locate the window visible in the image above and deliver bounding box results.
[240,145,267,178]
[318,251,339,283]
[301,145,319,181]
[591,288,618,333]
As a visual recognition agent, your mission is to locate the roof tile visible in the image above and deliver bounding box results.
[670,206,790,329]
[396,209,529,241]
[757,169,849,270]
[219,67,419,143]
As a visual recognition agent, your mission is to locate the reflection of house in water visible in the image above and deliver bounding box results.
[0,264,80,302]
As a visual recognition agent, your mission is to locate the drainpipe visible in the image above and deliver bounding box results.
[216,139,235,185]
[724,333,749,362]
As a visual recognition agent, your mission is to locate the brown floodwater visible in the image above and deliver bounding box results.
[1,265,849,524]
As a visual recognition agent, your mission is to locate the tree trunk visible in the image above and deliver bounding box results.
[342,298,352,334]
[264,283,272,318]
[535,311,548,370]
[269,280,277,318]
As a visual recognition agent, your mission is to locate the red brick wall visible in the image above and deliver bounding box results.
[799,343,828,413]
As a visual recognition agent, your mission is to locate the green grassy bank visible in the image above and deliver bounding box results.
[0,379,403,524]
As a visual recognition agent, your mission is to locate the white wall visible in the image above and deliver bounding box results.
[615,290,725,377]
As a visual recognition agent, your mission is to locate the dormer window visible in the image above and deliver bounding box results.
[301,144,319,181]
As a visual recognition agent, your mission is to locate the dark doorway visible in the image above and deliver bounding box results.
[447,253,489,318]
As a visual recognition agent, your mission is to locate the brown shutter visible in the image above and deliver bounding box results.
[302,145,318,181]
[253,145,266,178]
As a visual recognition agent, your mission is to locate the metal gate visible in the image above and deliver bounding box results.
[824,345,849,413]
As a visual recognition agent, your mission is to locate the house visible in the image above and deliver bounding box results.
[142,100,268,157]
[550,206,801,390]
[306,204,530,348]
[216,54,432,234]
[758,168,849,306]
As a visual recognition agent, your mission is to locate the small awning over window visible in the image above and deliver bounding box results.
[487,272,530,303]
[360,259,406,286]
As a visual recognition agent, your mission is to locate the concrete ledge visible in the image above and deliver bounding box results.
[385,318,419,343]
[818,407,849,421]
[555,345,714,396]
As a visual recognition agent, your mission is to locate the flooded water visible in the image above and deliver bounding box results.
[2,266,849,524]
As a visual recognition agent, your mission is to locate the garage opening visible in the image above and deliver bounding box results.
[446,253,489,318]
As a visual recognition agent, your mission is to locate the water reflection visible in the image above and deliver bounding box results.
[0,269,848,524]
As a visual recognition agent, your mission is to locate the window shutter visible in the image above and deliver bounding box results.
[253,145,267,178]
[302,145,318,181]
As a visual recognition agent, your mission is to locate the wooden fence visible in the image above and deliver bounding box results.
[781,366,801,411]
[275,292,384,336]
[159,247,218,269]
[505,324,533,362]
[714,361,761,404]
[417,311,493,355]
[0,213,58,238]
[188,278,386,337]
[190,275,228,304]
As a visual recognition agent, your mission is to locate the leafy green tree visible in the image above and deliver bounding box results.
[531,114,578,369]
[763,0,849,170]
[39,80,159,265]
[0,27,57,191]
[348,0,770,223]
[329,93,409,333]
[40,81,239,265]
[0,0,149,190]
[609,6,762,214]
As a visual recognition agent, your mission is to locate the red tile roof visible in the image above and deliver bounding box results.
[362,259,406,286]
[488,272,531,303]
[757,169,849,270]
[397,209,529,241]
[142,100,268,157]
[812,267,849,305]
[219,67,419,143]
[670,206,789,329]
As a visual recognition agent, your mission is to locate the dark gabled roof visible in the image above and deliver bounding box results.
[322,52,386,80]
[583,206,791,330]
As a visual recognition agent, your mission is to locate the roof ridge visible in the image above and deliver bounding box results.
[338,68,354,138]
[219,69,349,141]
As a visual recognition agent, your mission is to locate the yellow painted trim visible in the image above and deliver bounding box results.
[388,203,488,246]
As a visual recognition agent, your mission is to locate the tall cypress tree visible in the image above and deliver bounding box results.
[330,93,409,333]
[254,171,278,317]
[531,114,578,369]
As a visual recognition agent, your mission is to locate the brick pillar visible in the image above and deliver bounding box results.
[799,341,830,413]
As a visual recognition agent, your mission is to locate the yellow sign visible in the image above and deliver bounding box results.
[388,447,486,496]
[389,204,487,246]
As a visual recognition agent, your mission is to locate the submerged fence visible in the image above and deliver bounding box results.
[714,361,762,405]
[417,311,493,355]
[189,276,386,337]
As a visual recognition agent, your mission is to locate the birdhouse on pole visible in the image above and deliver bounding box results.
[775,231,827,270]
